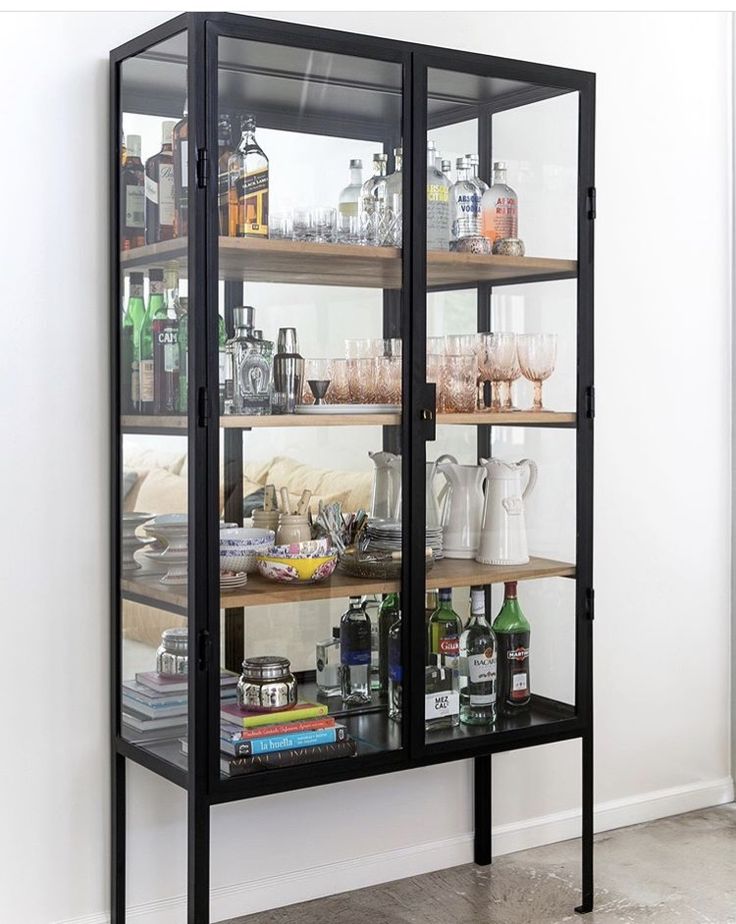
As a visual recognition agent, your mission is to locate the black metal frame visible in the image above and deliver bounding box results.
[110,13,595,922]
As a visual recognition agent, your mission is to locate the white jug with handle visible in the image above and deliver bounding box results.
[438,460,486,559]
[476,458,537,565]
[426,453,457,528]
[369,451,402,520]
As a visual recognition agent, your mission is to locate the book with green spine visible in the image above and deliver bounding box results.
[220,701,329,729]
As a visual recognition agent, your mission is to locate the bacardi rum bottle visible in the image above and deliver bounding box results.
[145,121,176,244]
[340,596,372,705]
[492,581,530,710]
[152,269,180,414]
[172,99,188,238]
[481,161,518,245]
[426,141,451,251]
[235,115,269,238]
[460,586,497,726]
[121,135,145,250]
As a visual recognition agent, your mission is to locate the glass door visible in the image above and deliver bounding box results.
[211,27,410,787]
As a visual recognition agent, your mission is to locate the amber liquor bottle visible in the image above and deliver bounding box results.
[145,121,176,244]
[172,99,188,238]
[121,134,145,250]
[217,115,235,236]
[235,115,269,238]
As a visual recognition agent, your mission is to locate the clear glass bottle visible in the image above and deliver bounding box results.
[467,154,489,195]
[378,592,400,697]
[425,654,460,731]
[426,141,451,251]
[144,121,176,244]
[218,314,228,414]
[481,161,518,245]
[338,158,363,243]
[217,115,234,236]
[382,147,402,246]
[450,155,482,244]
[362,595,380,691]
[228,306,273,415]
[441,159,453,180]
[172,98,188,238]
[358,153,387,245]
[235,115,269,238]
[493,580,531,710]
[428,587,462,667]
[460,586,497,726]
[316,627,341,698]
[340,596,372,705]
[387,610,402,722]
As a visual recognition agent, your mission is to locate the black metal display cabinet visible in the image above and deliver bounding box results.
[111,13,594,922]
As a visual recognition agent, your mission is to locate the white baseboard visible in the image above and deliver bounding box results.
[55,775,734,924]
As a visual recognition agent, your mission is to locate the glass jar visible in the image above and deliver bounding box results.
[156,627,188,677]
[237,655,297,712]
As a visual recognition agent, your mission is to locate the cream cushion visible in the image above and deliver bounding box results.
[264,456,371,513]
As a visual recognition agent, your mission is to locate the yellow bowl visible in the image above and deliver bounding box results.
[256,553,338,584]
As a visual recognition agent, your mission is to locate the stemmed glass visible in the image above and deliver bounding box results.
[517,333,557,412]
[305,359,332,405]
[502,344,522,411]
[481,333,516,411]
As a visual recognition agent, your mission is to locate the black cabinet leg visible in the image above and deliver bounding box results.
[111,752,126,923]
[473,754,492,866]
[188,794,210,924]
[575,732,594,914]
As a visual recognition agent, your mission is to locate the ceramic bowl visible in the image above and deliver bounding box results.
[268,537,330,559]
[219,528,275,574]
[220,528,275,548]
[256,551,338,584]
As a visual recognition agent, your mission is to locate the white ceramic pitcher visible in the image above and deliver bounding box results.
[426,454,457,528]
[476,458,537,565]
[369,451,402,519]
[438,460,486,559]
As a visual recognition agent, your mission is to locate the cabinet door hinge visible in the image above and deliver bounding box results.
[197,629,211,670]
[198,387,210,427]
[585,587,595,621]
[587,186,596,220]
[196,147,209,188]
[585,385,595,419]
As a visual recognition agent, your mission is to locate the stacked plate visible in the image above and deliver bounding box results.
[366,518,443,560]
[220,572,248,590]
[122,512,153,572]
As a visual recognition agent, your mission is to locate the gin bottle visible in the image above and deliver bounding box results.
[382,147,402,246]
[387,610,402,722]
[316,627,341,698]
[340,596,372,705]
[358,153,387,245]
[229,306,273,415]
[428,587,461,667]
[481,161,518,244]
[425,654,460,731]
[460,586,497,726]
[426,141,451,251]
[235,115,269,238]
[449,156,482,244]
[378,592,400,697]
[338,158,363,243]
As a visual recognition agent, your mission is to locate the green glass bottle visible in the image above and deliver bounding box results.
[126,272,146,413]
[492,581,531,710]
[177,296,188,414]
[139,268,165,414]
[378,592,400,697]
[428,588,462,666]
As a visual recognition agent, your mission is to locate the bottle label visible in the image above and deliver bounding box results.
[425,690,459,720]
[240,167,269,236]
[180,144,188,188]
[439,635,459,656]
[468,652,497,684]
[469,693,496,706]
[131,362,140,404]
[125,185,145,228]
[145,175,158,204]
[341,620,371,666]
[498,631,530,703]
[139,359,154,402]
[512,673,528,692]
[158,164,175,226]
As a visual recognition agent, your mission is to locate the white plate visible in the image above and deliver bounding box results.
[295,404,400,415]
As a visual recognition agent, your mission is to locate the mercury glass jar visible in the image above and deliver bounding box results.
[156,627,188,677]
[237,655,297,712]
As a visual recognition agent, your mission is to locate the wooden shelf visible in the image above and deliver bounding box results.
[121,556,574,612]
[120,238,576,289]
[221,413,400,428]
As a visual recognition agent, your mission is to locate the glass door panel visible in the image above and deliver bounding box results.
[214,35,405,781]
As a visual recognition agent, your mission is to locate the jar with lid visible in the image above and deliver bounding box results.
[156,627,188,677]
[276,513,311,545]
[237,655,297,712]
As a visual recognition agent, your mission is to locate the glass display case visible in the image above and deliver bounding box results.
[111,13,594,922]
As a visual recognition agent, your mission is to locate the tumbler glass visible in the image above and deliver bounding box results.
[442,354,477,413]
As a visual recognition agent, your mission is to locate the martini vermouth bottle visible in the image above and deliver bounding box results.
[493,581,531,710]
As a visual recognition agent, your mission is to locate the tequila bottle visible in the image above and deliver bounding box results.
[316,628,341,698]
[467,154,489,195]
[121,134,145,250]
[340,596,372,705]
[387,610,402,722]
[235,115,269,238]
[217,115,235,236]
[493,581,531,710]
[139,268,165,414]
[338,158,363,243]
[428,587,461,667]
[425,654,460,731]
[426,141,451,251]
[152,268,180,415]
[450,156,482,244]
[229,306,272,415]
[382,147,402,246]
[481,161,518,244]
[460,586,497,726]
[359,153,387,245]
[123,273,146,413]
[144,121,176,244]
[378,592,400,697]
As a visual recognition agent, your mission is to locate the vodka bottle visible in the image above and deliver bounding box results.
[481,161,518,244]
[467,154,489,195]
[338,158,363,243]
[426,141,451,251]
[359,153,388,245]
[449,155,482,243]
[460,586,497,726]
[382,147,402,246]
[340,596,372,705]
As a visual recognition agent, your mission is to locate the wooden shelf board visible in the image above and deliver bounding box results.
[120,238,577,289]
[121,556,574,612]
[221,413,400,428]
[436,411,576,426]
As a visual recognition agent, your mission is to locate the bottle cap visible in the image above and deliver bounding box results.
[467,154,479,164]
[394,147,403,157]
[438,588,452,601]
[162,121,176,144]
[126,134,141,158]
[164,268,178,289]
[504,581,518,597]
[456,156,469,169]
[470,587,486,612]
[233,306,255,330]
[129,272,144,287]
[253,329,263,340]
[494,161,507,171]
[427,140,437,152]
[332,626,340,639]
[441,160,452,172]
[349,158,363,169]
[149,267,164,282]
[373,152,388,162]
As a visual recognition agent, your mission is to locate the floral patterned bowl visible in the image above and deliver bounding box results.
[256,551,338,584]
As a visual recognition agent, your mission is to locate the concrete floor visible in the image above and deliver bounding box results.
[226,804,736,924]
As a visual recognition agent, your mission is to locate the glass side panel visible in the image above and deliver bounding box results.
[424,68,579,747]
[117,33,190,772]
[215,38,404,781]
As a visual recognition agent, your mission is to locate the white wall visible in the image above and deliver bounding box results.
[0,11,732,924]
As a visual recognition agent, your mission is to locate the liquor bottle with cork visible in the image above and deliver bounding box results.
[377,592,400,698]
[121,134,145,250]
[492,581,531,710]
[460,586,497,726]
[340,596,372,705]
[152,269,180,414]
[122,273,146,414]
[235,115,269,238]
[481,161,518,245]
[145,121,176,244]
[428,588,462,665]
[172,98,188,238]
[139,268,165,415]
[217,114,234,236]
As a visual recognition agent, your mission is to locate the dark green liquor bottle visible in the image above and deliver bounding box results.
[492,581,531,710]
[126,273,146,413]
[428,588,461,666]
[378,592,400,697]
[139,268,165,414]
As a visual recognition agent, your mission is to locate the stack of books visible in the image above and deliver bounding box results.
[122,671,239,739]
[182,701,357,776]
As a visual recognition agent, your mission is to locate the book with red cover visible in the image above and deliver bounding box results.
[222,717,336,741]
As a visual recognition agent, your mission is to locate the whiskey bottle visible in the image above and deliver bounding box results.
[481,161,518,244]
[235,115,269,238]
[337,158,363,243]
[387,610,402,722]
[382,147,403,246]
[449,156,481,245]
[428,587,461,667]
[425,654,460,731]
[426,141,451,251]
[123,273,146,413]
[229,306,272,415]
[492,581,530,710]
[177,296,188,415]
[144,121,176,244]
[460,586,497,726]
[121,134,145,251]
[152,268,180,414]
[172,98,188,238]
[217,115,234,236]
[340,596,372,705]
[378,592,400,697]
[358,153,387,245]
[139,268,165,414]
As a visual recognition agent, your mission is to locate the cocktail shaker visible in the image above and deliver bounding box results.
[277,327,299,355]
[272,327,304,414]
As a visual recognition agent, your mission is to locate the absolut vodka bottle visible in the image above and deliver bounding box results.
[449,156,482,244]
[467,154,489,196]
[460,586,497,726]
[340,596,372,705]
[481,161,518,245]
[426,141,451,251]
